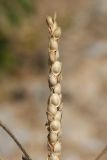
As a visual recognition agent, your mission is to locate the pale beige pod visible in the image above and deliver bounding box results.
[55,50,59,60]
[52,61,62,76]
[57,73,62,82]
[59,94,62,102]
[49,154,59,160]
[54,141,61,154]
[54,83,61,94]
[49,132,58,143]
[49,52,56,63]
[50,93,60,106]
[54,111,62,121]
[50,120,60,131]
[58,103,63,111]
[46,16,53,26]
[49,50,59,63]
[52,21,58,33]
[49,38,58,50]
[47,113,54,122]
[49,74,57,86]
[54,27,61,38]
[48,104,57,115]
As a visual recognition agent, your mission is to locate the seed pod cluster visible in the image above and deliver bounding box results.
[46,14,62,160]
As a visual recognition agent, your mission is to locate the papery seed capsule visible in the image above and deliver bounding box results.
[48,104,57,115]
[59,94,62,102]
[49,74,57,86]
[57,73,62,82]
[49,132,57,143]
[58,131,62,137]
[54,142,61,153]
[54,83,61,94]
[56,50,59,60]
[46,16,53,26]
[50,93,60,106]
[58,103,63,111]
[49,38,58,50]
[47,114,54,122]
[49,154,59,160]
[54,111,62,121]
[54,27,61,38]
[52,61,62,75]
[52,21,58,32]
[50,120,60,131]
[49,53,56,63]
[49,50,59,63]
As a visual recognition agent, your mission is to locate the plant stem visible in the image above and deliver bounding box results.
[0,120,32,160]
[95,146,107,160]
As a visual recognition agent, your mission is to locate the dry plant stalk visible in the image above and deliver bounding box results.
[95,146,107,160]
[0,120,32,160]
[46,14,63,160]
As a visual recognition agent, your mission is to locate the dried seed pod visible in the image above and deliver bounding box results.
[54,142,61,153]
[57,131,62,138]
[49,132,58,143]
[52,22,58,32]
[49,154,59,160]
[48,104,57,115]
[58,103,63,111]
[47,112,54,122]
[55,50,59,60]
[47,114,54,122]
[59,94,62,102]
[50,93,60,106]
[54,83,61,94]
[49,50,59,63]
[49,52,56,63]
[50,120,60,131]
[49,74,57,86]
[57,73,62,82]
[52,61,62,75]
[54,111,62,121]
[46,16,53,26]
[54,27,61,38]
[49,38,58,50]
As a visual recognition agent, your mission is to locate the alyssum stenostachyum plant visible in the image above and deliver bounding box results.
[0,14,107,160]
[46,14,63,160]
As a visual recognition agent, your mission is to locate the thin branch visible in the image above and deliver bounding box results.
[0,120,32,160]
[95,146,107,160]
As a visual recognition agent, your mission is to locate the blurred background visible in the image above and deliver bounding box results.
[0,0,107,159]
